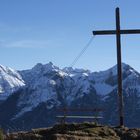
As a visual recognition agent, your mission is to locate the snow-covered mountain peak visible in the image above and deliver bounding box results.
[0,65,24,81]
[0,62,140,121]
[63,67,90,76]
[108,63,136,74]
[0,65,25,101]
[1,63,140,130]
[0,64,25,83]
[99,63,128,76]
[107,63,140,79]
[122,63,139,75]
[32,62,59,74]
[95,63,135,76]
[91,63,140,89]
[0,64,8,72]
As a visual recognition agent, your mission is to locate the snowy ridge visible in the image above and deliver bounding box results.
[0,65,25,100]
[0,62,140,119]
[16,62,140,117]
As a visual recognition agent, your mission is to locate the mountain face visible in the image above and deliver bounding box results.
[0,65,25,101]
[0,62,140,131]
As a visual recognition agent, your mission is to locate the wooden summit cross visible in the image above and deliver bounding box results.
[93,7,140,127]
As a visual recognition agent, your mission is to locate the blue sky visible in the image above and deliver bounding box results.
[0,0,140,72]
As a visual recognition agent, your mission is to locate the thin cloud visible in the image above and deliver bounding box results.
[0,22,32,33]
[0,40,51,48]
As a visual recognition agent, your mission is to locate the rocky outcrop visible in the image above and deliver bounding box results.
[4,123,140,140]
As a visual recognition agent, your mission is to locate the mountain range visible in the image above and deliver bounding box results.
[0,62,140,131]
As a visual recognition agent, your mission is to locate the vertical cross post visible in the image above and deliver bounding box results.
[116,8,123,126]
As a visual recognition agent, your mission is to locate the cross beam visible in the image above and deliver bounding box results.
[93,29,140,35]
[92,7,140,127]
